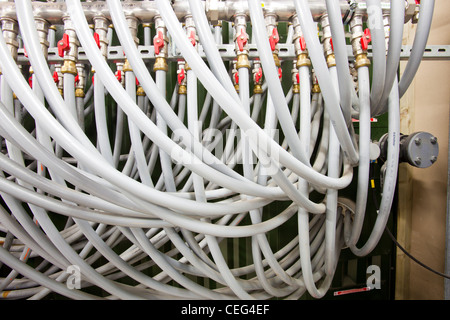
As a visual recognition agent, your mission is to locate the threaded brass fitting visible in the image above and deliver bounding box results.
[354,53,371,69]
[253,84,263,94]
[123,58,132,72]
[75,88,85,98]
[153,57,168,72]
[178,85,187,95]
[61,60,78,75]
[136,86,146,96]
[326,53,336,68]
[236,54,250,69]
[296,53,311,68]
[312,84,321,93]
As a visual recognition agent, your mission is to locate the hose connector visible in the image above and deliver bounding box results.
[177,60,187,95]
[350,14,371,69]
[75,63,85,98]
[291,14,311,69]
[122,15,140,73]
[311,71,321,93]
[291,63,300,94]
[252,59,263,94]
[53,65,63,96]
[60,16,79,75]
[34,18,50,60]
[320,14,336,68]
[153,15,169,72]
[93,15,110,60]
[1,17,19,62]
[136,85,146,96]
[232,59,239,93]
[234,13,250,69]
[184,15,198,71]
[115,62,125,87]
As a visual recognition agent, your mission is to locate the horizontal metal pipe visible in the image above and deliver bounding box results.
[0,0,416,25]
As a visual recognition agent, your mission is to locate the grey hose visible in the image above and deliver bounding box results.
[399,0,435,97]
[372,0,405,116]
[293,0,359,166]
[349,77,400,257]
[366,0,386,111]
[325,0,353,123]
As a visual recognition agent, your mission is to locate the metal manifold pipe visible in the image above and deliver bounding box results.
[0,0,434,300]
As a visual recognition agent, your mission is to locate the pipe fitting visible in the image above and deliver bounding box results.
[136,85,146,96]
[264,12,279,55]
[236,54,251,70]
[292,64,300,94]
[34,18,50,60]
[115,62,125,87]
[232,59,239,92]
[311,71,321,93]
[54,65,63,95]
[291,14,311,68]
[233,13,249,58]
[350,14,371,69]
[177,60,187,95]
[1,17,19,61]
[252,59,263,94]
[153,16,169,59]
[126,15,140,47]
[60,16,80,64]
[153,56,169,72]
[61,59,77,75]
[93,15,110,59]
[122,58,132,72]
[320,14,335,67]
[75,63,85,90]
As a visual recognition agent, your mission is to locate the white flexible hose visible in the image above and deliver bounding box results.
[0,0,425,300]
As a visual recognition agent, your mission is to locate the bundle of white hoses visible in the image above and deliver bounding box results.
[0,0,433,299]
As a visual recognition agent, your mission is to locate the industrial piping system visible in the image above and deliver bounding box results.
[0,0,439,299]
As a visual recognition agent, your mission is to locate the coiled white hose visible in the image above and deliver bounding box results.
[0,0,430,300]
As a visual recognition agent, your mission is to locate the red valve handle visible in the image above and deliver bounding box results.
[153,30,165,55]
[57,33,70,57]
[330,37,334,51]
[234,72,239,85]
[296,73,300,84]
[360,28,371,51]
[299,36,307,51]
[255,67,263,83]
[74,74,79,84]
[269,28,279,51]
[115,70,122,82]
[177,68,185,85]
[236,29,248,52]
[93,32,101,49]
[28,75,32,88]
[53,71,59,83]
[136,77,140,86]
[188,30,196,47]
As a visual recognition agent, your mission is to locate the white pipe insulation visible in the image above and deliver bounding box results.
[0,0,433,300]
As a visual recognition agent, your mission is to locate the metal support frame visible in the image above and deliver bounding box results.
[15,44,450,66]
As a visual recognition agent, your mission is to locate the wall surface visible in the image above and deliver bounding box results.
[396,0,450,300]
